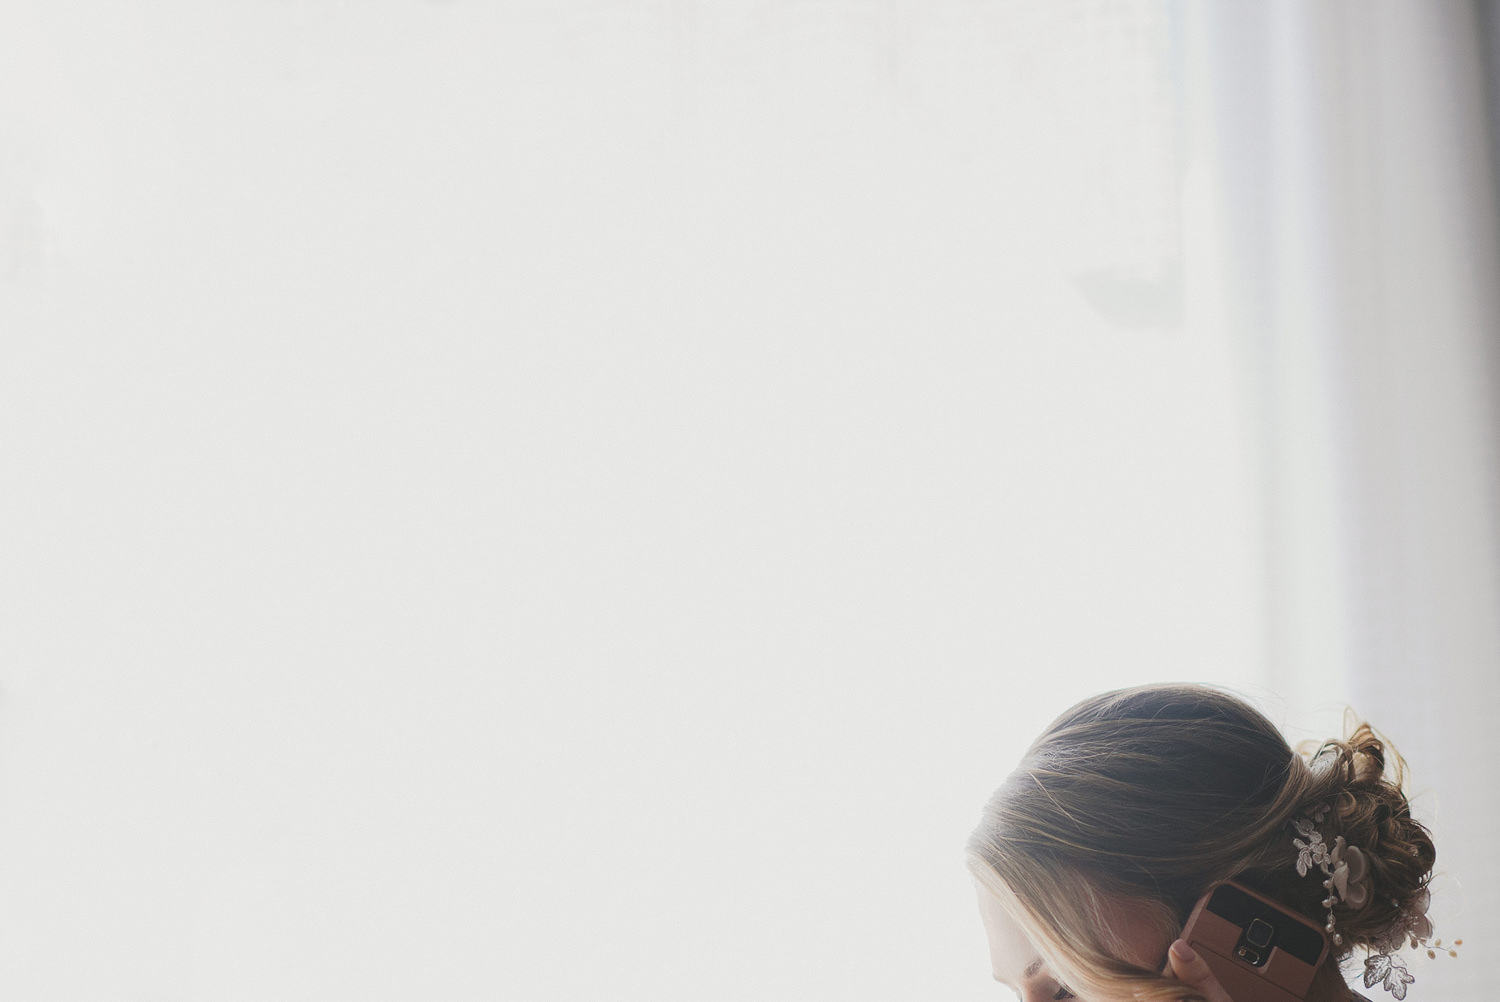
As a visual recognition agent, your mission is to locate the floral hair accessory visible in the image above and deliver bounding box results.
[1331,838,1370,907]
[1289,804,1459,1000]
[1290,805,1345,945]
[1363,953,1415,1000]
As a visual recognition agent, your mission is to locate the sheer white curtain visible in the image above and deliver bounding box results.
[1193,2,1500,998]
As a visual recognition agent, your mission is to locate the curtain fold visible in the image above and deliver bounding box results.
[1195,3,1500,997]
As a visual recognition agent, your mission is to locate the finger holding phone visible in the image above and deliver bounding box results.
[1166,939,1237,1002]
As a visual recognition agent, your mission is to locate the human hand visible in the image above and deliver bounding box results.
[1165,940,1235,1002]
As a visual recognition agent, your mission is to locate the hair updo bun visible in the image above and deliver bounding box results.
[1264,723,1438,957]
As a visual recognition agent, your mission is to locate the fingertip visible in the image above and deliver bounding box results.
[1168,940,1232,1002]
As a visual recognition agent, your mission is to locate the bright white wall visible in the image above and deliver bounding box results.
[0,4,1268,999]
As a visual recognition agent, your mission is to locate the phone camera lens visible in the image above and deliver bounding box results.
[1246,919,1274,948]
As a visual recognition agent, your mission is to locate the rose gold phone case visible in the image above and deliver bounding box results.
[1180,881,1329,1002]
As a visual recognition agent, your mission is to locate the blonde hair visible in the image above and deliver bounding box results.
[966,684,1436,1002]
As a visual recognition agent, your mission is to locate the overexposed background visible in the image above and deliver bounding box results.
[0,2,1495,1000]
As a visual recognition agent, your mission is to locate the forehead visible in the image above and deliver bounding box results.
[973,879,1040,987]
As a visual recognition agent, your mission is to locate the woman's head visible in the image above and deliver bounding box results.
[966,684,1436,1001]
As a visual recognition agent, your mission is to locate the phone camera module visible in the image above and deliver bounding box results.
[1246,919,1274,949]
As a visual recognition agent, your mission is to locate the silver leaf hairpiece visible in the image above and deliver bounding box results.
[1364,953,1414,1000]
[1289,804,1458,1000]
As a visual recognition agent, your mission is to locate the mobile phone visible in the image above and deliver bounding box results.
[1178,880,1329,1002]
